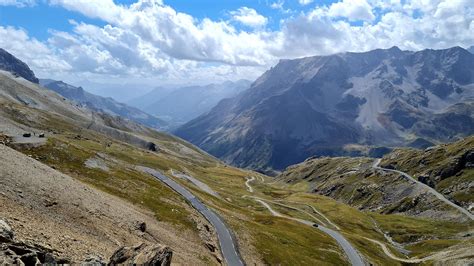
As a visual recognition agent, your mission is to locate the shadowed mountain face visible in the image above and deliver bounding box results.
[468,46,474,54]
[0,48,39,84]
[130,80,251,128]
[175,46,474,172]
[40,80,168,130]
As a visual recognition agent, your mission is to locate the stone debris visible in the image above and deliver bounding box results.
[108,243,172,266]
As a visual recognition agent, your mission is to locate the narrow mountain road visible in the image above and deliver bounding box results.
[266,199,327,226]
[139,167,244,266]
[274,199,341,230]
[243,178,364,266]
[252,196,364,266]
[373,159,473,220]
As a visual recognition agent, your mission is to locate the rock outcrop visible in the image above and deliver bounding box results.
[108,243,172,266]
[0,220,13,242]
[1,218,174,265]
[0,219,66,265]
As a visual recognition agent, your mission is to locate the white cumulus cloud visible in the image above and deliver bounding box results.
[327,0,376,21]
[1,0,473,87]
[230,7,268,28]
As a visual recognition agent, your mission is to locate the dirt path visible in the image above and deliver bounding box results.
[245,176,255,193]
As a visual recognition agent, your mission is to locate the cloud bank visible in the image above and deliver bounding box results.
[1,0,473,86]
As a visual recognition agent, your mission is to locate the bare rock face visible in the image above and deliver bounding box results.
[176,46,474,172]
[108,243,172,266]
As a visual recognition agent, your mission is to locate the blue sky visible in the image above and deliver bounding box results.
[1,0,336,41]
[0,0,473,99]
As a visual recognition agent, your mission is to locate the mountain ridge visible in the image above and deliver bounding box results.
[0,48,39,84]
[176,46,474,172]
[40,79,168,130]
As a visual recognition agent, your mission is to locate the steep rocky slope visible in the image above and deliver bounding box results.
[380,136,474,212]
[0,63,229,264]
[277,156,470,221]
[0,145,175,264]
[0,48,38,84]
[176,46,474,172]
[40,79,168,130]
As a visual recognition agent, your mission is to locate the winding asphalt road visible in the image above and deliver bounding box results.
[373,159,473,220]
[139,167,244,266]
[252,197,364,266]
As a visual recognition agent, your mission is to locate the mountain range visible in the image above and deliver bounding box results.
[0,46,472,265]
[176,46,474,173]
[39,79,168,130]
[129,80,251,128]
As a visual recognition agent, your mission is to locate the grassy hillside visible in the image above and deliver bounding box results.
[275,154,473,264]
[380,136,474,209]
[278,156,464,220]
[2,73,472,265]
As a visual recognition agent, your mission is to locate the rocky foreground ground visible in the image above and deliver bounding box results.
[0,144,207,264]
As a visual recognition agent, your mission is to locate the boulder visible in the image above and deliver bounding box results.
[108,243,172,266]
[146,142,158,152]
[0,219,13,242]
[134,221,146,232]
[0,219,66,264]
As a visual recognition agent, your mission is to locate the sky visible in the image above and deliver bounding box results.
[0,0,473,99]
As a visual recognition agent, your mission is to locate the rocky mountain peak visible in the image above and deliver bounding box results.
[176,46,474,171]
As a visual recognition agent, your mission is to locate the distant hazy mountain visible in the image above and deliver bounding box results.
[176,46,474,172]
[133,80,251,127]
[128,86,177,109]
[40,79,168,130]
[77,80,156,103]
[0,48,38,83]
